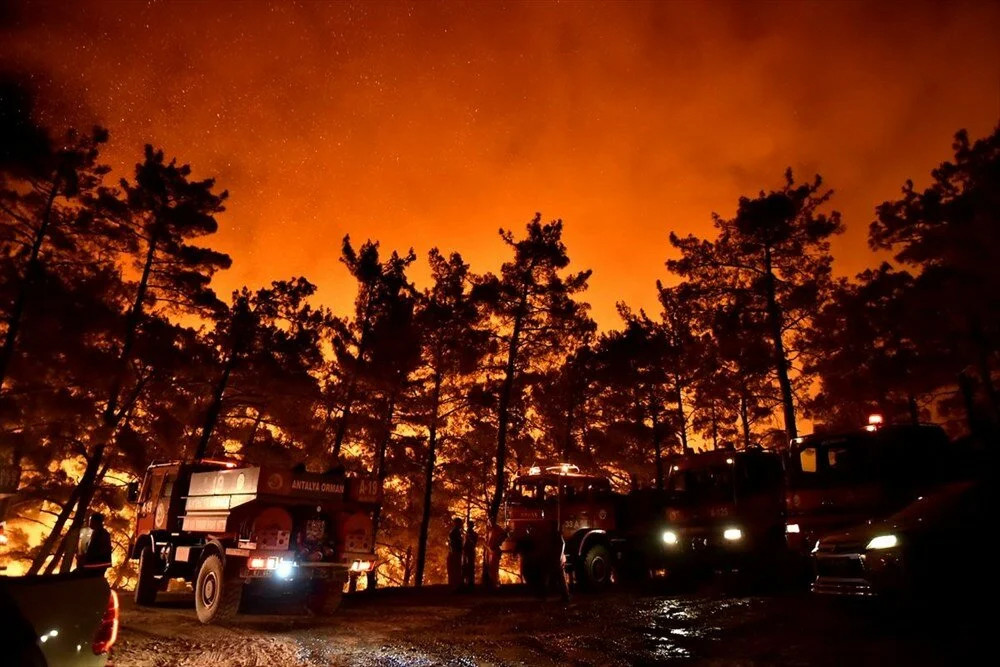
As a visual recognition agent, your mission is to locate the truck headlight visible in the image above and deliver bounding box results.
[866,534,898,550]
[350,559,374,572]
[662,530,679,546]
[785,523,800,534]
[275,559,295,579]
[723,527,743,541]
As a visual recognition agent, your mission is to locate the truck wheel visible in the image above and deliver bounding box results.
[580,544,613,590]
[195,554,243,624]
[134,547,159,606]
[308,580,345,616]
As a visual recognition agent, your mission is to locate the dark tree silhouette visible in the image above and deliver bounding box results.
[473,215,593,548]
[0,79,110,393]
[28,145,231,573]
[412,249,488,587]
[871,127,1000,426]
[325,237,416,459]
[669,170,843,440]
[593,309,679,489]
[194,277,327,461]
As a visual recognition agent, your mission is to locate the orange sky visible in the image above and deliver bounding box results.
[2,0,998,327]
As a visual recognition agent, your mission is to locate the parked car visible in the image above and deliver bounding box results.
[1,462,119,666]
[811,478,992,598]
[1,565,118,666]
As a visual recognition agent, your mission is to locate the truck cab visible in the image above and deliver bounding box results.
[502,464,619,589]
[784,421,950,557]
[659,449,785,578]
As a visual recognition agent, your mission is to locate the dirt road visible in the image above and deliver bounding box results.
[114,585,985,666]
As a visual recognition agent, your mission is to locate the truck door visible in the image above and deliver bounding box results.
[137,466,178,535]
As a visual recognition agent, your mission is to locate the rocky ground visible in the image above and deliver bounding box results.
[113,584,985,666]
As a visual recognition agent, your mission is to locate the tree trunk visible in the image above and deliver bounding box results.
[331,321,372,458]
[194,350,239,460]
[330,380,356,459]
[651,409,664,492]
[415,371,443,587]
[26,481,82,575]
[763,246,797,440]
[484,302,526,591]
[958,371,980,438]
[0,177,60,392]
[739,391,752,450]
[367,393,396,590]
[402,546,413,587]
[487,306,525,526]
[710,401,719,450]
[674,378,689,453]
[245,409,264,447]
[104,231,158,424]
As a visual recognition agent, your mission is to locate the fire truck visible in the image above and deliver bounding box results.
[501,464,621,590]
[127,459,380,624]
[783,417,951,558]
[658,449,786,581]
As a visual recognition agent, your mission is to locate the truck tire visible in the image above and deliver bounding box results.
[195,554,243,624]
[579,544,613,590]
[307,579,345,616]
[134,547,159,606]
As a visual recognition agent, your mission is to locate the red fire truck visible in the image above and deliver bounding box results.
[658,449,786,581]
[128,459,380,624]
[784,418,951,558]
[501,464,621,590]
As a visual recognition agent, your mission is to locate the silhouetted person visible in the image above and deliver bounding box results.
[485,519,508,589]
[77,513,112,572]
[447,517,463,590]
[541,523,570,603]
[462,520,478,589]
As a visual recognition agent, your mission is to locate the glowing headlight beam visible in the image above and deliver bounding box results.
[275,559,295,579]
[866,534,898,550]
[723,527,743,541]
[662,530,679,545]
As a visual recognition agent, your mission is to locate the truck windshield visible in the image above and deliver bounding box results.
[512,481,558,503]
[668,465,734,504]
[789,436,875,488]
[511,477,609,504]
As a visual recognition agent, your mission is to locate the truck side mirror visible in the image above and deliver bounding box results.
[126,480,140,504]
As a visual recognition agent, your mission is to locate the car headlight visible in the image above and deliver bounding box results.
[723,527,743,541]
[662,530,679,545]
[785,523,800,534]
[866,534,898,550]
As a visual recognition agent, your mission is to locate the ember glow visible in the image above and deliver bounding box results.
[2,0,997,325]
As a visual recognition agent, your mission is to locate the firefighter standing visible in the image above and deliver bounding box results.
[447,517,463,590]
[485,519,508,589]
[462,520,478,589]
[77,513,112,573]
[542,523,570,602]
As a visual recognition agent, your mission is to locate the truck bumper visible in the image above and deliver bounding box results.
[237,550,376,581]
